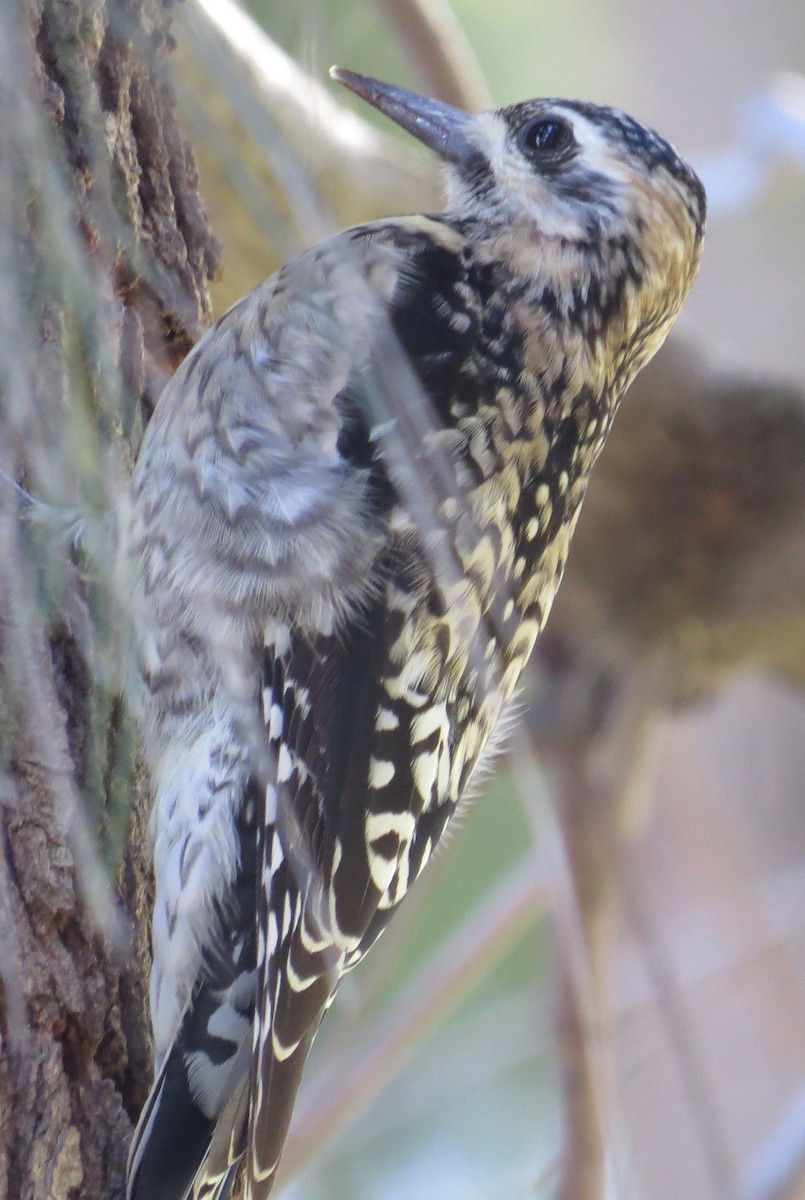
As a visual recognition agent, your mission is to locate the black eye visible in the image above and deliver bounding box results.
[518,116,575,161]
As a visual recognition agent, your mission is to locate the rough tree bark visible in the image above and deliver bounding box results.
[0,1,218,1196]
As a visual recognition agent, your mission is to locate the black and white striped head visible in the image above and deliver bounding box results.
[333,68,704,244]
[332,69,705,345]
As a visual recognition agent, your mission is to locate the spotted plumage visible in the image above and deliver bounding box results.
[122,70,705,1200]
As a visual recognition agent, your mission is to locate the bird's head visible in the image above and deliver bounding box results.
[332,69,705,380]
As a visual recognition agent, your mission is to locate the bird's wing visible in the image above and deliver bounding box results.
[129,215,503,1200]
[162,546,478,1200]
[126,215,475,645]
[247,548,472,1196]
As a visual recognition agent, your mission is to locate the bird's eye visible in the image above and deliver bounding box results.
[517,116,575,162]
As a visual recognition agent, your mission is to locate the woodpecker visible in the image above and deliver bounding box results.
[122,69,705,1200]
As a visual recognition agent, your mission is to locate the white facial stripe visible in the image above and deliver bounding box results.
[472,111,510,178]
[469,106,633,187]
[555,108,633,186]
[446,106,636,241]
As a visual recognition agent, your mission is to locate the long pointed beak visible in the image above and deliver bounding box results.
[331,68,478,168]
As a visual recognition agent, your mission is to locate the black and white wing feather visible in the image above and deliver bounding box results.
[127,217,506,1200]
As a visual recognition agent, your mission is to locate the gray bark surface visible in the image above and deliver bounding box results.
[0,2,217,1196]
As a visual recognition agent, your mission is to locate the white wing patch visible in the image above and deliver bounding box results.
[365,810,417,903]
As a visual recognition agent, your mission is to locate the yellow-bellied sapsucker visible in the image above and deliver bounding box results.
[122,69,705,1200]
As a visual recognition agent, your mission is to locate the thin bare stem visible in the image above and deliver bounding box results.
[518,657,674,1200]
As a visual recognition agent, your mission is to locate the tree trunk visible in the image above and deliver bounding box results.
[0,2,218,1196]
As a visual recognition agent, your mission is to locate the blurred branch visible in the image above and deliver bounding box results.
[543,751,613,1200]
[371,0,490,109]
[281,854,550,1183]
[529,342,805,743]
